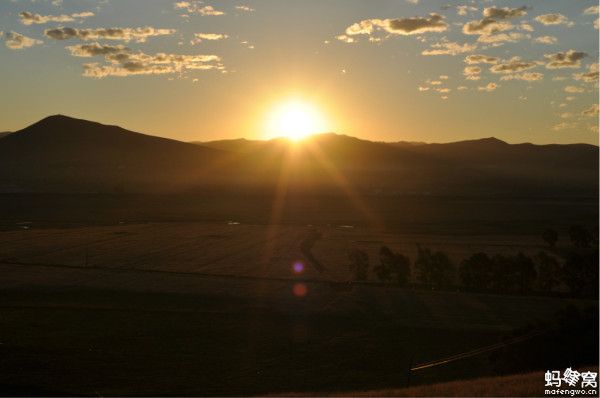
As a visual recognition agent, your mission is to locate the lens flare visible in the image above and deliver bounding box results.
[292,283,308,297]
[292,261,305,274]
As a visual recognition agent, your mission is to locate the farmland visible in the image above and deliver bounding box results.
[0,193,597,396]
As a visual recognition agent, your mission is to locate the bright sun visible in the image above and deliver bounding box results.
[266,100,329,141]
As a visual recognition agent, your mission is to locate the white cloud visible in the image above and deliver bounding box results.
[564,86,585,93]
[19,11,94,25]
[343,14,448,41]
[191,32,228,45]
[3,31,42,49]
[478,82,498,92]
[544,50,587,69]
[534,36,557,45]
[421,41,477,56]
[534,14,573,27]
[45,27,175,43]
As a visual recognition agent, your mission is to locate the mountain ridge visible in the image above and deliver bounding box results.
[0,115,597,196]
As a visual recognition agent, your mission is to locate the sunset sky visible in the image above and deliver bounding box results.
[0,0,598,144]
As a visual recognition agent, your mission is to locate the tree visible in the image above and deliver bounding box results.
[459,252,494,290]
[374,246,411,285]
[569,225,592,248]
[535,251,561,292]
[490,253,536,294]
[348,248,369,281]
[541,228,558,248]
[561,248,599,297]
[415,246,454,289]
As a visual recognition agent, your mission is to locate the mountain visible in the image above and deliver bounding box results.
[0,132,11,139]
[0,115,230,193]
[0,115,597,196]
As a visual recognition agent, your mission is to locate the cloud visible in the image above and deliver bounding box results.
[534,14,573,26]
[534,36,557,45]
[500,72,544,81]
[478,82,498,92]
[80,49,224,78]
[583,6,599,15]
[465,54,498,64]
[582,103,599,117]
[235,5,254,12]
[482,7,527,20]
[490,57,538,74]
[343,13,448,40]
[463,18,513,36]
[457,5,477,16]
[19,11,94,25]
[573,63,599,83]
[552,121,576,131]
[3,31,42,49]
[44,27,175,42]
[595,19,599,30]
[544,50,587,69]
[463,66,481,80]
[66,43,129,57]
[336,34,355,43]
[421,41,477,56]
[174,2,225,16]
[191,32,228,44]
[564,86,585,93]
[477,32,526,44]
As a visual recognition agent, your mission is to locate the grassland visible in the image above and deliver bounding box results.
[0,194,596,396]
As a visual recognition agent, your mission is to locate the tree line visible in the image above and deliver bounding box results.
[347,225,598,298]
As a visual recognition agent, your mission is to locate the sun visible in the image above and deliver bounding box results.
[266,100,329,141]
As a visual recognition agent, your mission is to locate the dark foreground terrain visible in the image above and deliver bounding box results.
[0,193,597,396]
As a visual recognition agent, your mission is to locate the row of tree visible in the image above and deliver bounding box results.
[347,225,598,298]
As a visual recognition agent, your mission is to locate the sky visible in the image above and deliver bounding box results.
[0,0,598,144]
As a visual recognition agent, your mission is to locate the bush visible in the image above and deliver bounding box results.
[374,246,411,285]
[415,246,454,288]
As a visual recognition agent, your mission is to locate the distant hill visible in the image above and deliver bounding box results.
[0,115,230,193]
[0,115,597,196]
[0,132,11,139]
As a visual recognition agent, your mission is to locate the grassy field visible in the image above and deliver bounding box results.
[0,221,570,283]
[0,194,597,396]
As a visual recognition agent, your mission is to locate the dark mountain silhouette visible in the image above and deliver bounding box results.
[0,115,597,196]
[0,132,11,139]
[0,115,230,193]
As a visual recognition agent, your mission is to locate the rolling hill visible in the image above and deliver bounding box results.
[0,115,597,196]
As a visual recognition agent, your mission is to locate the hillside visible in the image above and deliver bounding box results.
[0,115,230,193]
[0,115,597,195]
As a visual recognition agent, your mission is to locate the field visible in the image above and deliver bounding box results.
[0,194,597,396]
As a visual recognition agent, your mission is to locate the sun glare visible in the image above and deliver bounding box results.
[266,100,329,141]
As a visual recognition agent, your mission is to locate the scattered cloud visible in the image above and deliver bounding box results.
[583,6,599,15]
[19,11,94,25]
[482,7,528,20]
[534,14,573,27]
[3,31,42,49]
[421,41,477,56]
[534,36,557,45]
[463,66,481,80]
[66,43,128,57]
[457,5,477,17]
[573,63,599,83]
[191,33,228,45]
[44,27,175,43]
[174,1,225,16]
[500,72,543,81]
[582,103,599,117]
[343,13,448,40]
[478,82,498,92]
[465,54,499,64]
[564,85,585,93]
[80,49,224,78]
[235,5,254,12]
[490,57,538,74]
[544,50,587,69]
